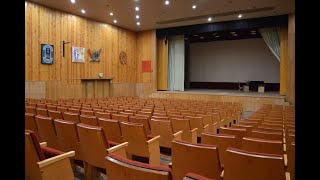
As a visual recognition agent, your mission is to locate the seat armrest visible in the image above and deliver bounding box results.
[37,151,75,168]
[191,128,198,133]
[284,154,288,167]
[147,135,160,145]
[107,142,128,158]
[173,131,183,140]
[191,128,198,143]
[220,169,224,178]
[168,162,172,169]
[285,172,291,180]
[40,142,47,148]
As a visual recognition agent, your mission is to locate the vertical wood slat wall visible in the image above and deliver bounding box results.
[280,27,288,95]
[25,2,157,99]
[157,37,169,90]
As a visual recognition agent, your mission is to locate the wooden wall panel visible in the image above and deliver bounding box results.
[25,2,138,99]
[157,37,169,90]
[136,30,157,97]
[287,14,295,104]
[280,27,288,95]
[150,92,286,112]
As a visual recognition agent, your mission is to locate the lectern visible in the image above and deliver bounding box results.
[79,78,113,98]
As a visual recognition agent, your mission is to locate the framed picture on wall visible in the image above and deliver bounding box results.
[72,47,85,63]
[41,44,54,64]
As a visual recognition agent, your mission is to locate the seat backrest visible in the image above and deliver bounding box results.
[129,116,151,134]
[112,114,129,122]
[63,112,80,124]
[57,106,68,113]
[239,121,259,127]
[25,130,45,180]
[95,111,111,119]
[172,140,221,180]
[48,110,63,119]
[120,121,149,157]
[231,124,253,135]
[105,154,172,180]
[184,173,214,180]
[34,115,60,149]
[54,119,81,160]
[26,106,36,114]
[224,147,285,180]
[79,114,98,126]
[36,108,48,117]
[46,105,57,111]
[150,119,174,148]
[81,110,95,116]
[201,133,236,166]
[25,113,40,139]
[97,118,123,143]
[76,123,109,168]
[250,130,283,141]
[260,123,283,129]
[287,142,295,180]
[241,137,283,155]
[254,126,283,133]
[185,116,205,137]
[171,118,193,142]
[219,127,247,148]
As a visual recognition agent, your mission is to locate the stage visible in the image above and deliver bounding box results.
[150,89,287,112]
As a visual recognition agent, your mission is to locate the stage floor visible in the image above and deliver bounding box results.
[157,89,284,98]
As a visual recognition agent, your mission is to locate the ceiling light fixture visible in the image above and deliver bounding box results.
[238,14,242,18]
[113,20,117,23]
[232,34,238,36]
[137,22,140,26]
[165,0,170,5]
[71,0,76,4]
[215,35,220,38]
[192,5,197,9]
[208,17,212,22]
[200,37,204,39]
[135,7,140,11]
[136,15,140,19]
[110,12,113,16]
[193,34,199,37]
[81,9,86,14]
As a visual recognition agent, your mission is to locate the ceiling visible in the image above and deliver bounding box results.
[27,0,295,32]
[187,28,262,43]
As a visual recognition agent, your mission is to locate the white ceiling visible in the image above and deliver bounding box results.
[27,0,295,32]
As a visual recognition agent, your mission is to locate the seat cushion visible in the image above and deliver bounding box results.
[41,146,64,159]
[25,130,46,161]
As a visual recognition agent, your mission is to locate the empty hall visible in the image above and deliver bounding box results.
[25,0,295,180]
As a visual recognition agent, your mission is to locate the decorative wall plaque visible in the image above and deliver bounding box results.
[119,51,127,65]
[41,44,54,64]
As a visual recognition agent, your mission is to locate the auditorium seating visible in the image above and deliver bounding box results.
[219,127,247,147]
[25,130,75,180]
[79,114,99,126]
[120,121,161,165]
[241,137,283,155]
[25,113,40,139]
[129,115,151,134]
[184,173,215,180]
[97,118,123,143]
[171,118,198,143]
[63,112,80,124]
[34,115,60,149]
[47,110,63,119]
[171,140,222,180]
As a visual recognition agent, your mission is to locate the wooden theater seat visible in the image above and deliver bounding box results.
[185,116,211,138]
[171,140,222,180]
[219,127,247,148]
[112,113,129,122]
[80,110,95,116]
[241,137,283,155]
[25,130,75,180]
[224,148,289,180]
[287,142,295,180]
[201,133,236,167]
[25,113,40,139]
[47,110,63,119]
[129,116,151,134]
[62,112,80,124]
[150,119,182,148]
[171,118,198,143]
[105,154,172,180]
[53,119,82,160]
[79,114,99,126]
[231,124,253,135]
[26,106,36,114]
[250,130,283,141]
[34,115,60,149]
[95,111,111,119]
[97,118,123,143]
[77,123,128,179]
[36,108,49,117]
[120,121,161,165]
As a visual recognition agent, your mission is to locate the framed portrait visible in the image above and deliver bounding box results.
[72,47,85,63]
[41,44,54,64]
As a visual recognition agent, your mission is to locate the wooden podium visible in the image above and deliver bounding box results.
[80,78,113,98]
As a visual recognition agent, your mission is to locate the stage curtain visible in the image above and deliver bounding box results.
[259,27,281,62]
[168,35,185,91]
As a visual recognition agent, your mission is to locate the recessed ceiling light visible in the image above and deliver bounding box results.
[113,20,117,23]
[25,2,27,6]
[70,0,76,4]
[208,17,212,22]
[215,35,220,38]
[200,37,204,39]
[165,0,170,5]
[232,34,238,36]
[238,14,242,18]
[212,33,217,35]
[136,15,140,19]
[251,32,257,35]
[137,22,140,26]
[250,30,256,33]
[81,9,85,14]
[110,12,113,16]
[193,34,199,36]
[230,31,236,34]
[135,7,140,11]
[192,5,197,9]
